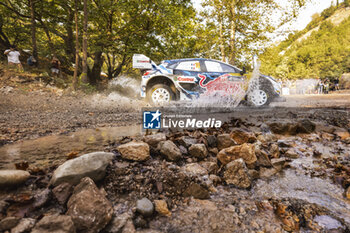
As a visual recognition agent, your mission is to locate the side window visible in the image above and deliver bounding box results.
[176,61,201,71]
[205,61,223,72]
[221,63,240,73]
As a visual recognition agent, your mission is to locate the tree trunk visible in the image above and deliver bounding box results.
[89,51,103,85]
[73,0,79,90]
[29,0,38,63]
[65,8,75,62]
[81,0,88,83]
[229,0,236,65]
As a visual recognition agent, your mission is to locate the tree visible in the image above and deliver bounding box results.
[29,0,38,62]
[73,0,79,90]
[201,0,310,66]
[81,0,88,84]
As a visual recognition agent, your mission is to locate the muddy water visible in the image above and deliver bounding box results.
[253,157,350,227]
[0,125,142,169]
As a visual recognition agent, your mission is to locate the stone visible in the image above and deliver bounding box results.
[143,133,166,147]
[10,218,35,233]
[321,132,334,141]
[208,147,218,155]
[248,169,260,180]
[67,177,113,233]
[182,163,208,176]
[177,136,197,148]
[297,119,316,134]
[179,145,188,154]
[334,130,350,140]
[284,149,299,159]
[33,189,50,208]
[188,144,208,159]
[0,170,30,187]
[346,187,350,200]
[118,141,150,161]
[105,212,131,233]
[259,167,278,179]
[256,148,272,167]
[269,119,315,135]
[230,129,257,145]
[209,174,221,185]
[122,220,136,233]
[271,158,287,171]
[136,198,154,217]
[52,182,73,205]
[158,140,182,161]
[206,135,217,148]
[217,134,236,150]
[50,152,114,186]
[31,215,75,233]
[224,159,251,189]
[270,144,280,158]
[183,183,210,199]
[0,217,20,231]
[200,161,219,174]
[217,143,256,166]
[154,200,171,217]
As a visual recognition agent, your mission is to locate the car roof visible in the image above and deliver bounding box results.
[163,58,220,64]
[162,58,242,71]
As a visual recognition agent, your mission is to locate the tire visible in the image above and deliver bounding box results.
[147,84,175,105]
[247,81,274,107]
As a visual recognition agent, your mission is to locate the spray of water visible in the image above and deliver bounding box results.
[182,62,261,108]
[89,76,146,110]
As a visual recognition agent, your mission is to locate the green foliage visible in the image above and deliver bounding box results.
[260,4,350,80]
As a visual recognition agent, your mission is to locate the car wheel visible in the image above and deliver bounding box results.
[247,84,273,107]
[147,84,175,105]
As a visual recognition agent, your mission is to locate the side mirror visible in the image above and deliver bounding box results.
[240,67,246,76]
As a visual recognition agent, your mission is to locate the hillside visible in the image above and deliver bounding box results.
[260,3,350,80]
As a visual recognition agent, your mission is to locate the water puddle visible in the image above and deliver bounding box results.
[253,169,350,226]
[0,125,142,169]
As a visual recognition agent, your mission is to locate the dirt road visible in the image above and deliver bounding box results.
[0,89,349,145]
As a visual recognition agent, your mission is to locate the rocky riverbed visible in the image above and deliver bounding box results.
[0,108,349,233]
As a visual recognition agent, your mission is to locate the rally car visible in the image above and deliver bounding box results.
[133,54,283,107]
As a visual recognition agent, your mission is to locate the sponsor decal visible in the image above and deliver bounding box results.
[198,74,243,96]
[177,76,195,82]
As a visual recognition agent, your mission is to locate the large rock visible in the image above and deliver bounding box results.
[50,152,114,186]
[118,141,150,161]
[31,215,75,233]
[230,129,256,145]
[223,159,251,189]
[188,144,208,159]
[158,140,182,161]
[217,143,256,166]
[269,119,316,135]
[143,133,166,148]
[217,134,236,150]
[67,177,113,233]
[136,198,154,217]
[0,170,30,187]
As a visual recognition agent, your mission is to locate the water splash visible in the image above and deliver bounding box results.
[186,62,261,108]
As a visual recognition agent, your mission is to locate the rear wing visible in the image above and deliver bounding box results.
[132,54,153,69]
